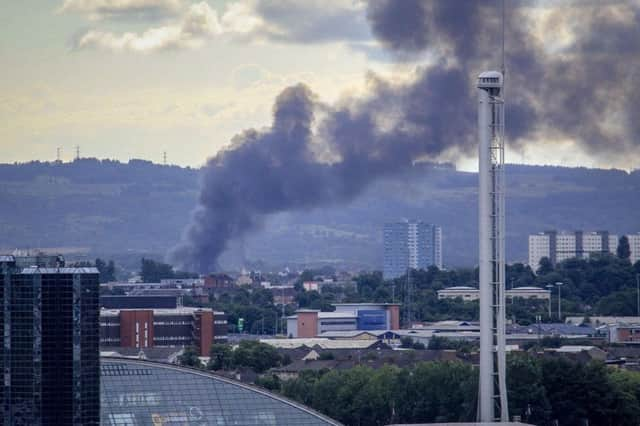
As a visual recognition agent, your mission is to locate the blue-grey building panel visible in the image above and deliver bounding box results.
[101,359,341,425]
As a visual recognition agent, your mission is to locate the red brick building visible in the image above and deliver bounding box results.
[101,307,227,356]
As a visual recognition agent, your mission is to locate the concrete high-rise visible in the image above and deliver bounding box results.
[529,230,620,268]
[629,233,640,265]
[383,221,442,279]
[1,255,100,425]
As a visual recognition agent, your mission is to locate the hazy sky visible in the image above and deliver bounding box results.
[1,0,636,170]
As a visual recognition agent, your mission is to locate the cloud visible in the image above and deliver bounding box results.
[59,0,185,20]
[250,0,370,43]
[67,0,372,52]
[74,1,221,52]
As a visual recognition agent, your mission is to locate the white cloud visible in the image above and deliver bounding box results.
[59,0,185,20]
[75,1,221,52]
[68,0,371,53]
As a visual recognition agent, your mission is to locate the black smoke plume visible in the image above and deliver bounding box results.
[171,0,640,273]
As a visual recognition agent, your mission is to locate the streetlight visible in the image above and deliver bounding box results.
[545,284,554,319]
[636,273,639,317]
[555,282,564,321]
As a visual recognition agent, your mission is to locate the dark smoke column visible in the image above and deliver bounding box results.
[169,85,321,273]
[171,0,640,273]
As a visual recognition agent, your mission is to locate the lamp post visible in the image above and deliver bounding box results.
[545,284,554,319]
[636,273,639,317]
[555,282,564,321]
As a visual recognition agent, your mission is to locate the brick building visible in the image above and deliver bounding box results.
[100,307,227,356]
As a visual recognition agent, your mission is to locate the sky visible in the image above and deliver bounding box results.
[0,0,637,171]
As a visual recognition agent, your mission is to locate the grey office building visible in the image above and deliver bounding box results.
[1,255,100,425]
[383,221,442,279]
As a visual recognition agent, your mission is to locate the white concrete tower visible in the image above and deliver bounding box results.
[477,70,508,422]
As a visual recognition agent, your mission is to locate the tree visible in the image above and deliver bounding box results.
[618,235,631,260]
[178,346,202,368]
[208,344,234,371]
[139,258,195,282]
[537,257,554,275]
[507,354,551,423]
[232,341,282,373]
[95,258,116,283]
[596,289,639,315]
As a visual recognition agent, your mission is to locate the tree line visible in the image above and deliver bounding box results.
[178,341,288,373]
[258,354,640,426]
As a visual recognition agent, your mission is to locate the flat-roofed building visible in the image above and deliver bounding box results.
[438,286,549,301]
[286,303,401,338]
[529,230,619,268]
[384,221,442,279]
[1,255,100,425]
[437,286,479,301]
[506,286,550,300]
[628,233,640,264]
[100,307,227,356]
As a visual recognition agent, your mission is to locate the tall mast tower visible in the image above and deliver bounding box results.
[477,70,508,422]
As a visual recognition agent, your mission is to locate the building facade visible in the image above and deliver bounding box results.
[287,303,401,338]
[383,221,442,279]
[0,255,100,425]
[437,286,550,301]
[529,230,620,268]
[629,233,640,265]
[100,307,227,356]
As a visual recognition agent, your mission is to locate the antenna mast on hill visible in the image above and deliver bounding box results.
[75,145,80,160]
[56,147,62,163]
[163,151,167,165]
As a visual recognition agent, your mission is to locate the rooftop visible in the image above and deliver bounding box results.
[100,307,224,316]
[19,267,99,274]
[332,303,401,307]
[260,338,383,350]
[439,286,477,291]
[509,286,549,291]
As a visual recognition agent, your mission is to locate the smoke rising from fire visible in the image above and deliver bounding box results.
[170,0,640,273]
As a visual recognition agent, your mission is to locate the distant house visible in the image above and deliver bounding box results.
[204,273,234,290]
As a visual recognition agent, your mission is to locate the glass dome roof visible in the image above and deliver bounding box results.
[101,358,340,425]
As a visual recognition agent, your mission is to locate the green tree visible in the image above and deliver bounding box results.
[541,358,615,426]
[618,235,631,260]
[608,368,640,422]
[596,288,639,315]
[537,257,554,275]
[95,258,116,283]
[255,374,282,392]
[232,341,282,373]
[507,354,551,424]
[208,343,233,370]
[399,361,476,423]
[178,346,202,368]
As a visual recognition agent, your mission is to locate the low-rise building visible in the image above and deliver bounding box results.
[268,285,296,305]
[437,286,550,301]
[286,303,401,338]
[100,307,227,356]
[606,322,640,344]
[437,286,479,301]
[507,286,550,300]
[101,295,178,309]
[303,281,320,291]
[204,273,234,290]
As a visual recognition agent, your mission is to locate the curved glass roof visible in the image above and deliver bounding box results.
[101,357,340,425]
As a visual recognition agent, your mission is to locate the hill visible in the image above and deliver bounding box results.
[0,159,638,270]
